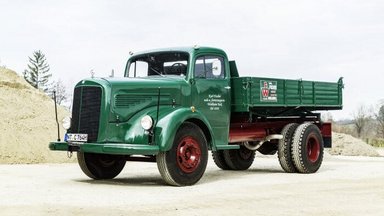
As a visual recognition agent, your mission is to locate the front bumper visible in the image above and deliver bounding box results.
[49,142,159,155]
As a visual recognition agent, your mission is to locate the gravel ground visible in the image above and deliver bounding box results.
[1,154,383,216]
[377,148,384,156]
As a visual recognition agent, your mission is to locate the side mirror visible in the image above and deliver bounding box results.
[212,60,222,76]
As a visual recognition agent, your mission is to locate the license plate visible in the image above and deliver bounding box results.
[65,133,88,142]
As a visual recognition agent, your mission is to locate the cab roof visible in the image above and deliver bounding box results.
[129,46,227,58]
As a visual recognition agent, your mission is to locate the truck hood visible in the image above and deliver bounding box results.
[100,76,188,89]
[77,76,189,123]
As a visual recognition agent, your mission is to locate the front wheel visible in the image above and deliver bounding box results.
[157,122,208,186]
[77,152,126,179]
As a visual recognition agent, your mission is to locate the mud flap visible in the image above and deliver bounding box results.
[323,137,332,148]
[321,122,332,148]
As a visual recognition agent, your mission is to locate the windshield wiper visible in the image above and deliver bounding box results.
[149,67,164,77]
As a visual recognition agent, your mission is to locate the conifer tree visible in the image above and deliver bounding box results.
[23,50,51,92]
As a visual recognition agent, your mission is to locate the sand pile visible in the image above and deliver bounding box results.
[328,132,380,157]
[0,68,73,163]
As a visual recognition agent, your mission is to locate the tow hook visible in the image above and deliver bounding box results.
[67,144,80,158]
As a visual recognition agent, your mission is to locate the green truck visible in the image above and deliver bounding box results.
[49,46,343,186]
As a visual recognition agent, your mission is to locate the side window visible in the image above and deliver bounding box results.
[128,61,149,77]
[194,56,225,79]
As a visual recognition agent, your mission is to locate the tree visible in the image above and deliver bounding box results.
[352,105,370,138]
[321,112,333,122]
[23,50,51,92]
[50,79,68,105]
[375,105,384,138]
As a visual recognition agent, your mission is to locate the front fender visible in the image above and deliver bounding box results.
[154,107,214,152]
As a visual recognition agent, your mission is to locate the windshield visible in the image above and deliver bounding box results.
[126,52,189,78]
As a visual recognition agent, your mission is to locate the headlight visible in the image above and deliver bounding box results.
[141,115,153,130]
[62,116,71,130]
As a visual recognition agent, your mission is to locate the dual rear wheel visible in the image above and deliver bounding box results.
[212,123,324,174]
[278,123,324,173]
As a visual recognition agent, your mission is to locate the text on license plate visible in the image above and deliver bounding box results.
[66,133,88,142]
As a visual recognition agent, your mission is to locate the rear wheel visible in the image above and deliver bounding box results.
[223,144,255,170]
[212,150,231,170]
[157,122,208,186]
[292,123,324,173]
[77,152,126,179]
[278,123,299,173]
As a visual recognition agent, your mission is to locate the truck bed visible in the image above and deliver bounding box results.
[231,77,343,115]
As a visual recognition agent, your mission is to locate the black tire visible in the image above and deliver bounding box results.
[212,150,231,170]
[292,123,324,173]
[77,152,126,180]
[156,122,208,186]
[223,145,255,170]
[257,141,278,155]
[278,123,299,173]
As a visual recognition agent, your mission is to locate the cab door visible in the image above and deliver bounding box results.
[191,55,231,148]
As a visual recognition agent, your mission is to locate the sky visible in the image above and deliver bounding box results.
[1,0,384,120]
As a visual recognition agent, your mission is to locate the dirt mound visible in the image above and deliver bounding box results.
[328,132,380,157]
[0,68,73,163]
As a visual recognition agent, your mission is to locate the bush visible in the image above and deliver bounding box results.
[366,138,384,147]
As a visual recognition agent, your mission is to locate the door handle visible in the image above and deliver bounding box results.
[224,86,231,90]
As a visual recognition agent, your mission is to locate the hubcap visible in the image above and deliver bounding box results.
[176,136,201,173]
[307,133,320,163]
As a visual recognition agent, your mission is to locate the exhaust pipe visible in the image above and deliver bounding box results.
[244,134,283,151]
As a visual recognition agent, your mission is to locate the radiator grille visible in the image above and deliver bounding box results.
[70,86,102,142]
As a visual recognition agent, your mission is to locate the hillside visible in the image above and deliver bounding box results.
[0,68,73,163]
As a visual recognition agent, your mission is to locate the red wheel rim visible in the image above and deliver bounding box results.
[176,136,201,173]
[307,133,320,163]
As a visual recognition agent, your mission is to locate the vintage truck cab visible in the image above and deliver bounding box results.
[50,46,343,186]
